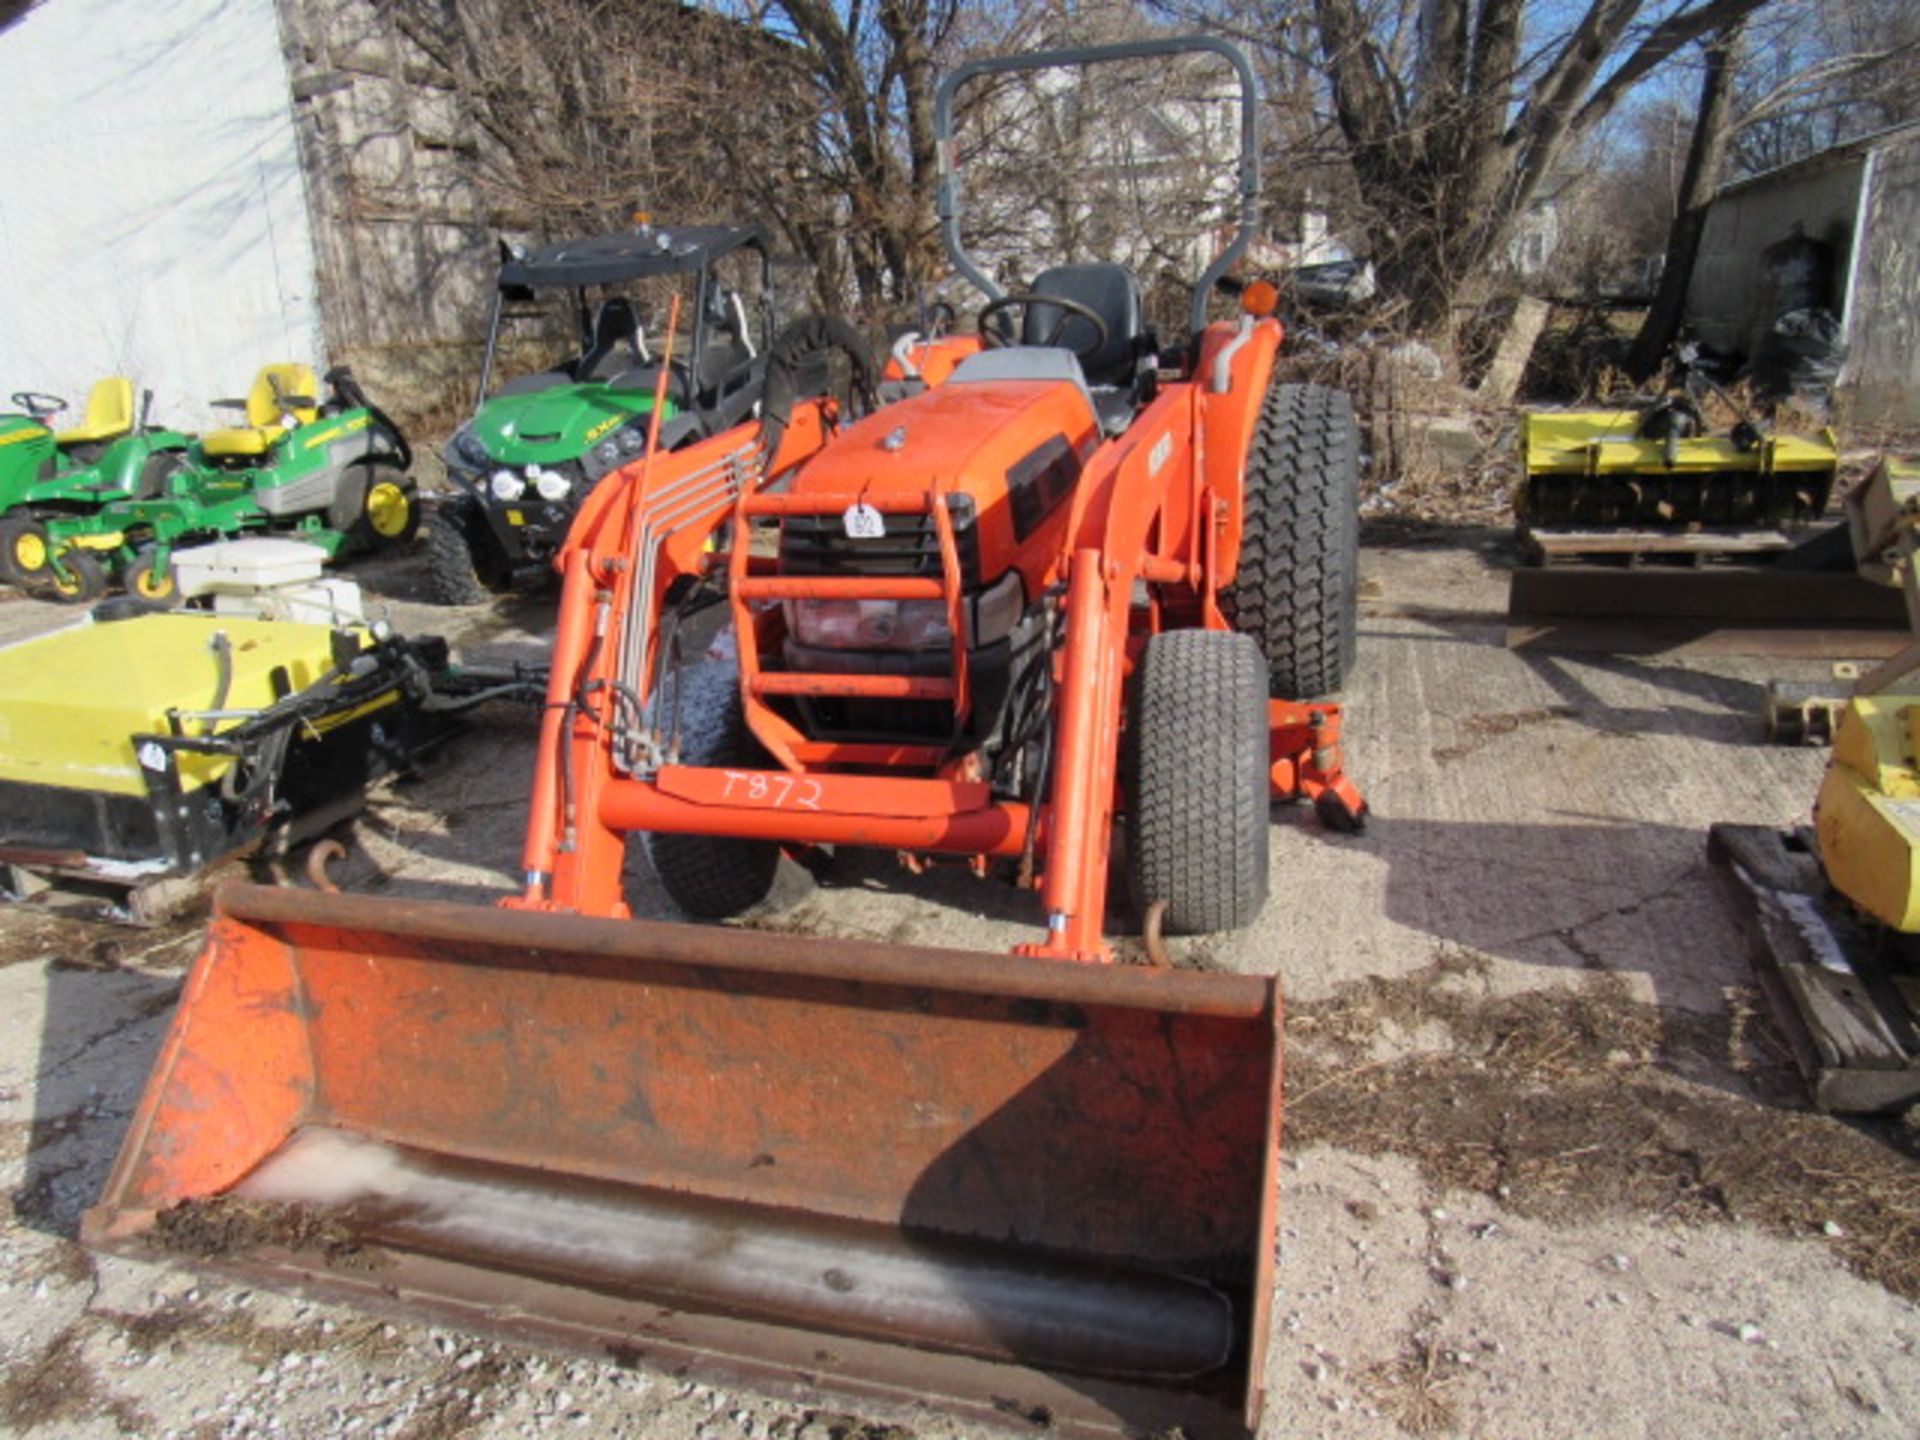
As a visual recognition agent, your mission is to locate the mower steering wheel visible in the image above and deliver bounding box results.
[11,391,66,420]
[976,293,1109,363]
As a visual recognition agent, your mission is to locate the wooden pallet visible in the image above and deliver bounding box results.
[1524,526,1798,563]
[1708,824,1920,1113]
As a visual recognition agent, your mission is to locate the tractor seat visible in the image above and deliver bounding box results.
[1022,263,1145,390]
[201,363,320,460]
[55,377,135,447]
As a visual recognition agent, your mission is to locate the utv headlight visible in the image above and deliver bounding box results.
[450,428,490,469]
[533,467,573,502]
[617,425,646,455]
[489,470,526,501]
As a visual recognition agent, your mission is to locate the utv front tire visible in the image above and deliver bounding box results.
[1223,381,1361,698]
[640,659,781,920]
[423,495,504,605]
[1126,628,1271,936]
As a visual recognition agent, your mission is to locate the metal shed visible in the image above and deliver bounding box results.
[1685,121,1920,426]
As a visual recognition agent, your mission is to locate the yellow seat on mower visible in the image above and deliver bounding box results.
[201,363,320,459]
[54,376,136,446]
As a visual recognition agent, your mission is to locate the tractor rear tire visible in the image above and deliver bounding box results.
[335,465,421,550]
[640,659,782,920]
[44,550,108,605]
[0,515,51,588]
[1125,628,1271,936]
[1223,381,1360,698]
[124,548,183,609]
[423,495,504,606]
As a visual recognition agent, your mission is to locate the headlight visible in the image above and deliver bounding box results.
[450,429,490,469]
[593,439,621,471]
[786,599,952,652]
[489,470,526,501]
[533,468,572,502]
[617,426,646,455]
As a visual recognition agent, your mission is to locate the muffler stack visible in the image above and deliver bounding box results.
[88,884,1282,1438]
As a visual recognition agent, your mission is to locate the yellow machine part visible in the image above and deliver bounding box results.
[202,362,320,458]
[54,377,136,447]
[0,613,365,798]
[1815,694,1920,931]
[1521,408,1838,477]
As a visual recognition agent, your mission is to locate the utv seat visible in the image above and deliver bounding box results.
[201,363,320,460]
[54,377,136,448]
[576,298,647,383]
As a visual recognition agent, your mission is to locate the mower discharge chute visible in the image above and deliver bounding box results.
[88,37,1363,1440]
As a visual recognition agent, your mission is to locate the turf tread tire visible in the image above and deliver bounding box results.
[1223,381,1361,698]
[1126,628,1271,935]
[641,660,781,920]
[423,496,498,606]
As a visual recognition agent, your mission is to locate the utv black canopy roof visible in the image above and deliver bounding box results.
[498,224,771,290]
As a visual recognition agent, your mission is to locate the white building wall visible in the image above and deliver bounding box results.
[0,0,323,432]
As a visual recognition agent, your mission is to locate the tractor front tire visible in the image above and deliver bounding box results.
[640,659,781,920]
[1223,381,1361,698]
[423,496,505,605]
[0,515,52,588]
[44,550,108,605]
[124,548,183,609]
[1125,628,1271,936]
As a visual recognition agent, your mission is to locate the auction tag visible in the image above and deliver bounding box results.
[842,502,885,539]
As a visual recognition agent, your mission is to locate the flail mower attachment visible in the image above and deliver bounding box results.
[86,882,1282,1439]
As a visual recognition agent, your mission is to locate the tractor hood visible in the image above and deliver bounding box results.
[0,416,56,490]
[463,383,666,469]
[788,372,1098,568]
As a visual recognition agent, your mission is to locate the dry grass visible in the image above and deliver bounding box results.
[1357,1332,1466,1435]
[1287,951,1920,1299]
[0,1326,149,1435]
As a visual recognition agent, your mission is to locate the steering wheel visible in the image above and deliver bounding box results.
[11,391,66,420]
[976,293,1109,363]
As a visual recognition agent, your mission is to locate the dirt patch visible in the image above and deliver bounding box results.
[153,1196,386,1271]
[795,1413,915,1440]
[1287,951,1920,1298]
[0,1325,150,1434]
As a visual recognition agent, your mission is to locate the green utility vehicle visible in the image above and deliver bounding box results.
[427,222,776,604]
[0,379,193,587]
[34,364,416,605]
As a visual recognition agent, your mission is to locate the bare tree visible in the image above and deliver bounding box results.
[1289,0,1777,344]
[1626,18,1746,376]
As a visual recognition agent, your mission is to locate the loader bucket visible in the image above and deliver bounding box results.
[86,883,1283,1439]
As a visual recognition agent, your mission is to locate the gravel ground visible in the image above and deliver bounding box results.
[1,532,1915,1440]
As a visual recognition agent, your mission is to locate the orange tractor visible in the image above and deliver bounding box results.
[87,37,1363,1440]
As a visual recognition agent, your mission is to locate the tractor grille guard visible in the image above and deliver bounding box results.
[728,490,974,770]
[610,438,762,776]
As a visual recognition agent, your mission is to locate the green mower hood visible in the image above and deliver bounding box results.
[463,382,669,469]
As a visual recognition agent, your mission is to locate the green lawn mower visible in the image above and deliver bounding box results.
[30,364,417,605]
[427,222,778,604]
[0,378,194,587]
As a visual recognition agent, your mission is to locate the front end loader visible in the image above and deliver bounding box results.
[86,37,1363,1440]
